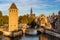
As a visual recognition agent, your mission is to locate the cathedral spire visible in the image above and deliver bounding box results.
[30,8,33,15]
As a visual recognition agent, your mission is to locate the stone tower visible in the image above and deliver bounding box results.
[8,3,18,31]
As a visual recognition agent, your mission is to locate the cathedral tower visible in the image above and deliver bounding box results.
[30,8,32,15]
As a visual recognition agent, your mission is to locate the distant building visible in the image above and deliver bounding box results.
[55,11,60,33]
[9,3,18,31]
[48,13,57,29]
[39,14,52,29]
[30,8,35,18]
[48,13,55,23]
[39,14,48,26]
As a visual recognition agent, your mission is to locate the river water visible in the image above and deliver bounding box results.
[1,36,39,40]
[0,34,60,40]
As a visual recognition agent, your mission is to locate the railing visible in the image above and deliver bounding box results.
[37,27,60,38]
[45,30,60,38]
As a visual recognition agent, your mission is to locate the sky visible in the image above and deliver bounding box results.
[0,0,60,16]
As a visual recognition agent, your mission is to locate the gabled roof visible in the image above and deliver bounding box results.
[9,3,18,9]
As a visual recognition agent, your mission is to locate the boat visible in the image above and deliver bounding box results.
[25,29,37,36]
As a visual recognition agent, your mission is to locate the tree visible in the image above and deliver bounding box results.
[0,11,2,17]
[3,15,9,24]
[28,15,35,24]
[21,15,28,24]
[19,16,23,23]
[19,15,28,24]
[0,11,3,26]
[19,14,36,24]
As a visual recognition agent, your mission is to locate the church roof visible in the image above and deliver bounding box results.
[9,3,18,9]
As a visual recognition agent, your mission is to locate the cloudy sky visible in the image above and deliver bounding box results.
[0,0,60,16]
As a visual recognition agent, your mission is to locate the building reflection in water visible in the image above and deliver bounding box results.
[3,36,39,40]
[1,34,60,40]
[3,34,49,40]
[4,36,21,40]
[0,34,48,40]
[39,34,60,40]
[4,37,11,40]
[39,34,48,40]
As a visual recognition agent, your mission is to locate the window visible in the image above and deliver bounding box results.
[12,10,13,12]
[14,25,16,26]
[10,25,12,26]
[16,10,17,12]
[10,10,11,12]
[12,10,16,12]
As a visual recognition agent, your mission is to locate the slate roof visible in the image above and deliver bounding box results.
[9,3,18,9]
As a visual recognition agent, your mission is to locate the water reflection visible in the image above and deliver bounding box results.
[0,34,50,40]
[3,36,39,40]
[39,34,48,40]
[3,35,47,40]
[4,37,11,40]
[20,36,39,40]
[0,34,60,40]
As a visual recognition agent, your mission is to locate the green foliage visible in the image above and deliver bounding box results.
[0,11,2,17]
[0,11,8,26]
[19,14,35,24]
[19,15,28,24]
[0,18,3,26]
[3,15,9,24]
[0,11,35,25]
[0,31,3,35]
[28,16,35,24]
[0,11,3,26]
[19,16,23,23]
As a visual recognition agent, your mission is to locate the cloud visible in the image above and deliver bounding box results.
[54,0,60,2]
[0,0,60,16]
[56,0,60,1]
[0,3,10,11]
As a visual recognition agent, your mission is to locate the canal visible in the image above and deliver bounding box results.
[0,34,60,40]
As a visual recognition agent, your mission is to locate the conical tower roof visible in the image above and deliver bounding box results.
[9,3,18,9]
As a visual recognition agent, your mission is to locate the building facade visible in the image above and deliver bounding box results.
[39,14,52,29]
[55,11,60,33]
[48,13,57,29]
